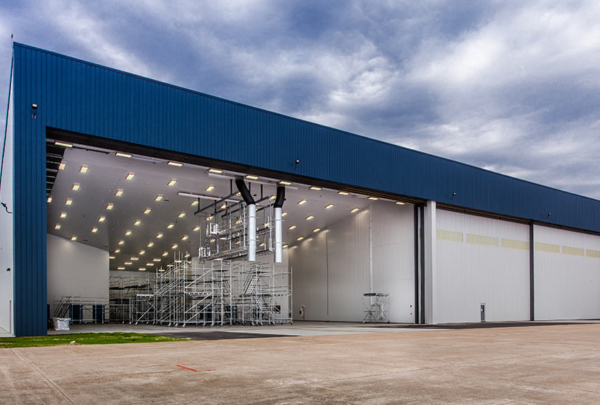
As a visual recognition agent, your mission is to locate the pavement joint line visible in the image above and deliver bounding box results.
[11,348,75,405]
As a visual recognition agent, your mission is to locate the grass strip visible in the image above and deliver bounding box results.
[0,332,188,348]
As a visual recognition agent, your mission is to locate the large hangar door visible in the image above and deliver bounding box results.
[435,210,530,323]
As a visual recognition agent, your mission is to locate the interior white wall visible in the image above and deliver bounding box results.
[290,202,415,323]
[435,210,530,323]
[534,225,600,320]
[0,79,14,334]
[47,234,109,315]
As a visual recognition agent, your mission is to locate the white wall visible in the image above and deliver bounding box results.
[47,234,110,314]
[0,79,14,334]
[290,202,415,323]
[435,210,530,323]
[534,225,600,320]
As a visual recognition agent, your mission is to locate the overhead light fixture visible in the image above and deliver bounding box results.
[134,220,141,226]
[246,175,259,180]
[98,216,106,222]
[115,189,124,197]
[162,251,168,257]
[155,195,163,202]
[47,197,52,203]
[157,233,163,238]
[313,228,321,233]
[396,201,406,205]
[167,224,174,229]
[185,253,191,258]
[209,168,222,174]
[55,141,73,148]
[146,263,154,267]
[351,207,360,213]
[368,196,379,201]
[65,198,73,206]
[220,203,227,210]
[279,181,292,186]
[118,240,125,245]
[131,257,139,261]
[168,179,177,187]
[305,215,314,220]
[182,235,188,241]
[207,215,214,220]
[109,256,115,260]
[115,249,121,253]
[309,186,321,191]
[153,258,161,262]
[80,165,89,174]
[264,222,270,227]
[125,173,135,181]
[72,184,80,191]
[106,203,114,210]
[191,200,198,206]
[338,191,349,196]
[206,185,215,192]
[124,262,132,266]
[116,152,132,158]
[269,195,276,200]
[60,212,67,218]
[139,268,146,271]
[54,224,61,230]
[193,226,200,232]
[289,225,296,230]
[282,212,288,217]
[325,204,334,209]
[92,227,98,233]
[144,208,151,214]
[147,242,154,247]
[125,230,132,236]
[297,236,304,241]
[172,244,178,249]
[117,267,125,270]
[139,250,146,255]
[283,244,289,249]
[71,236,77,241]
[236,192,241,196]
[259,242,265,247]
[178,212,186,218]
[298,199,307,205]
[168,161,183,167]
[59,162,66,170]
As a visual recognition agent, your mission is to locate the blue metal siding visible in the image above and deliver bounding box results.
[11,43,600,335]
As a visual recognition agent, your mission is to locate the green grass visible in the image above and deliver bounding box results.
[0,333,189,348]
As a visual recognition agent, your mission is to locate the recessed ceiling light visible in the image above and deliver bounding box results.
[157,233,163,238]
[313,228,321,233]
[172,244,178,249]
[60,212,67,218]
[115,189,124,197]
[279,181,292,186]
[118,240,124,245]
[283,244,289,248]
[55,141,73,148]
[269,195,276,200]
[162,251,168,257]
[396,201,406,205]
[167,224,174,229]
[289,225,296,230]
[193,226,200,232]
[191,200,198,206]
[246,175,259,180]
[131,257,139,261]
[144,208,151,214]
[305,215,314,220]
[146,263,154,266]
[309,186,321,191]
[325,204,334,209]
[125,230,132,236]
[92,227,98,233]
[47,197,52,203]
[297,236,304,241]
[134,220,141,226]
[115,249,121,253]
[116,152,132,158]
[220,203,227,210]
[148,242,154,247]
[124,262,132,265]
[55,224,61,230]
[155,195,163,202]
[125,173,135,181]
[98,216,106,222]
[178,213,186,218]
[106,203,114,210]
[350,207,360,213]
[109,256,115,260]
[338,191,349,196]
[80,165,89,174]
[71,236,77,241]
[368,196,379,201]
[139,250,146,255]
[282,212,288,217]
[65,198,73,205]
[72,184,80,191]
[168,179,177,187]
[206,185,215,192]
[139,268,146,271]
[168,161,183,167]
[59,162,66,170]
[117,267,125,270]
[298,200,307,205]
[181,235,189,241]
[209,168,222,174]
[153,258,161,262]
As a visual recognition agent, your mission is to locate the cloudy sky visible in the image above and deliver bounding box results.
[1,0,600,198]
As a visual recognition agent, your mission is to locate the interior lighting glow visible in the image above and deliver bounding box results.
[109,256,115,260]
[282,212,288,217]
[309,186,321,191]
[125,173,135,181]
[118,240,125,245]
[92,227,98,233]
[65,198,73,205]
[178,212,186,218]
[279,181,292,186]
[55,141,73,148]
[191,200,198,206]
[124,262,132,265]
[71,236,77,241]
[125,231,132,236]
[115,189,124,197]
[144,208,151,214]
[134,220,142,226]
[153,258,161,262]
[116,152,132,158]
[351,207,360,213]
[106,203,114,210]
[98,216,106,222]
[162,251,169,257]
[72,184,80,191]
[115,249,121,253]
[207,215,214,220]
[59,162,66,170]
[206,185,215,192]
[47,197,52,203]
[283,244,289,249]
[167,224,174,229]
[146,263,154,266]
[325,204,334,209]
[117,267,125,270]
[157,233,163,238]
[396,201,406,205]
[245,175,259,180]
[338,191,349,195]
[139,268,146,271]
[168,161,183,167]
[60,212,67,218]
[368,196,379,201]
[288,225,296,230]
[298,199,307,205]
[209,168,222,174]
[80,165,89,174]
[139,250,145,255]
[182,235,189,241]
[168,179,177,187]
[193,226,200,232]
[155,195,164,202]
[55,224,61,230]
[313,228,321,233]
[146,242,154,248]
[305,215,314,221]
[172,244,178,249]
[297,236,304,241]
[220,203,227,210]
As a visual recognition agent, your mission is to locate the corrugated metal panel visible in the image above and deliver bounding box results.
[10,43,600,334]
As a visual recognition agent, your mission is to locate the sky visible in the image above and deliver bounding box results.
[1,0,600,198]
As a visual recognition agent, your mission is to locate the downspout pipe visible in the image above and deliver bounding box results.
[274,186,285,263]
[235,178,256,261]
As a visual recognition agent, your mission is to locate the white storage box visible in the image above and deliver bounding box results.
[53,317,71,331]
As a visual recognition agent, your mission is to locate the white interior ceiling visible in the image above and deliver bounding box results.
[46,141,405,272]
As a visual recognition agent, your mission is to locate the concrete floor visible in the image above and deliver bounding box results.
[2,323,600,404]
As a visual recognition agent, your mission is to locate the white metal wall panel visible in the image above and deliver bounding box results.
[534,225,600,320]
[436,210,530,323]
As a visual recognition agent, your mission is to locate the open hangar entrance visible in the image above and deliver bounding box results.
[45,129,420,327]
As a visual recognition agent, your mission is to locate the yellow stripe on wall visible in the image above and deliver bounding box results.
[535,242,560,254]
[466,234,499,247]
[437,229,463,243]
[562,246,584,257]
[587,249,600,259]
[501,239,529,251]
